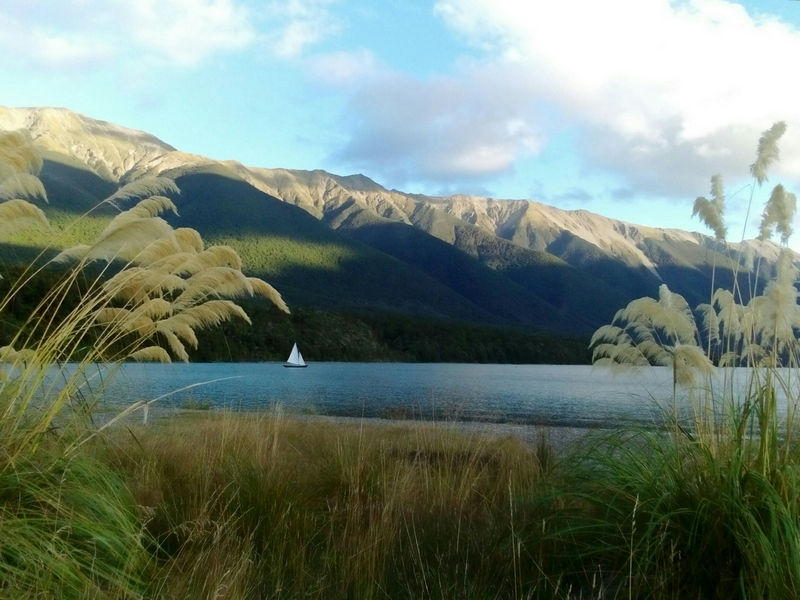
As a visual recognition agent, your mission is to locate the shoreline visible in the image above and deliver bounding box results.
[96,406,599,454]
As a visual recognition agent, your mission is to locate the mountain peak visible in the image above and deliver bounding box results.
[0,105,176,183]
[331,172,384,192]
[3,105,789,303]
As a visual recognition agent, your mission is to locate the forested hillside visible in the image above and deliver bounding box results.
[0,106,790,362]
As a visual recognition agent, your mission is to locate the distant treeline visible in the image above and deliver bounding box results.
[189,300,591,364]
[0,261,590,365]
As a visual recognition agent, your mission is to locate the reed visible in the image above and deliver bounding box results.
[93,411,551,599]
[573,122,800,598]
[0,128,288,597]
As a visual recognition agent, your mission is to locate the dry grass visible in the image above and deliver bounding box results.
[93,411,552,599]
[0,128,289,598]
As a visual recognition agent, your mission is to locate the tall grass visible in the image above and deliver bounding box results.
[95,411,551,600]
[576,122,800,598]
[5,120,800,599]
[0,128,288,597]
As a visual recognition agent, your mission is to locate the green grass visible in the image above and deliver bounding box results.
[6,391,800,599]
[0,440,146,599]
[538,424,800,598]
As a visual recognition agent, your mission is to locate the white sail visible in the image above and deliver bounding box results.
[286,343,306,366]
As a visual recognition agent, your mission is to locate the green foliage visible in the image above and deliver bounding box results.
[580,122,800,597]
[359,311,589,364]
[187,301,590,364]
[538,428,800,598]
[0,447,145,598]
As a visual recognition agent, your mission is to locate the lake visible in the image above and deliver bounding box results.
[62,362,735,428]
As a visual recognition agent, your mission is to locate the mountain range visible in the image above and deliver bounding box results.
[0,106,785,357]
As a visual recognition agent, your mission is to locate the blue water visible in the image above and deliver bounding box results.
[68,363,689,428]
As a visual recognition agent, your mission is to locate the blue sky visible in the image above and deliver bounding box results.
[2,0,800,247]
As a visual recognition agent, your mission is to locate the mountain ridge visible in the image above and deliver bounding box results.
[2,105,777,274]
[0,105,786,340]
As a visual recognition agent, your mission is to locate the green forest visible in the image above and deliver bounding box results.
[189,301,590,364]
[0,261,589,364]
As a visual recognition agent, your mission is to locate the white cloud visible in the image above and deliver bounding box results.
[331,64,545,184]
[126,0,254,66]
[307,49,378,86]
[318,0,800,203]
[268,0,340,59]
[0,0,255,69]
[429,0,800,196]
[0,5,114,69]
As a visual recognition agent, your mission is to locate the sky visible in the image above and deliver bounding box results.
[2,0,800,248]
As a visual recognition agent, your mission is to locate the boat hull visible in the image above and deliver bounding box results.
[283,364,308,368]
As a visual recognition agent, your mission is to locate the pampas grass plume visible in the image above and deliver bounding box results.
[173,300,251,328]
[756,249,800,349]
[138,297,173,319]
[107,177,180,204]
[129,347,172,363]
[758,184,796,244]
[248,277,289,313]
[0,129,44,175]
[0,199,50,236]
[156,318,199,350]
[103,268,186,303]
[173,267,252,309]
[751,121,787,186]
[175,227,204,253]
[95,307,156,338]
[114,196,178,222]
[0,172,48,202]
[134,238,186,268]
[53,244,92,263]
[692,175,726,241]
[696,303,720,346]
[618,285,696,345]
[170,245,243,275]
[83,217,178,263]
[158,328,190,362]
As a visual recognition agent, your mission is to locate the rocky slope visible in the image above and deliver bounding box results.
[225,164,752,280]
[222,164,779,310]
[0,105,786,335]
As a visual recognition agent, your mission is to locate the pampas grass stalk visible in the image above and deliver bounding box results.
[0,129,289,597]
[583,122,800,597]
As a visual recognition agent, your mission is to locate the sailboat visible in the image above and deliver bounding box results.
[284,343,307,368]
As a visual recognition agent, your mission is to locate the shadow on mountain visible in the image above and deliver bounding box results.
[337,220,597,334]
[546,231,661,300]
[39,154,117,214]
[167,172,526,325]
[30,156,772,340]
